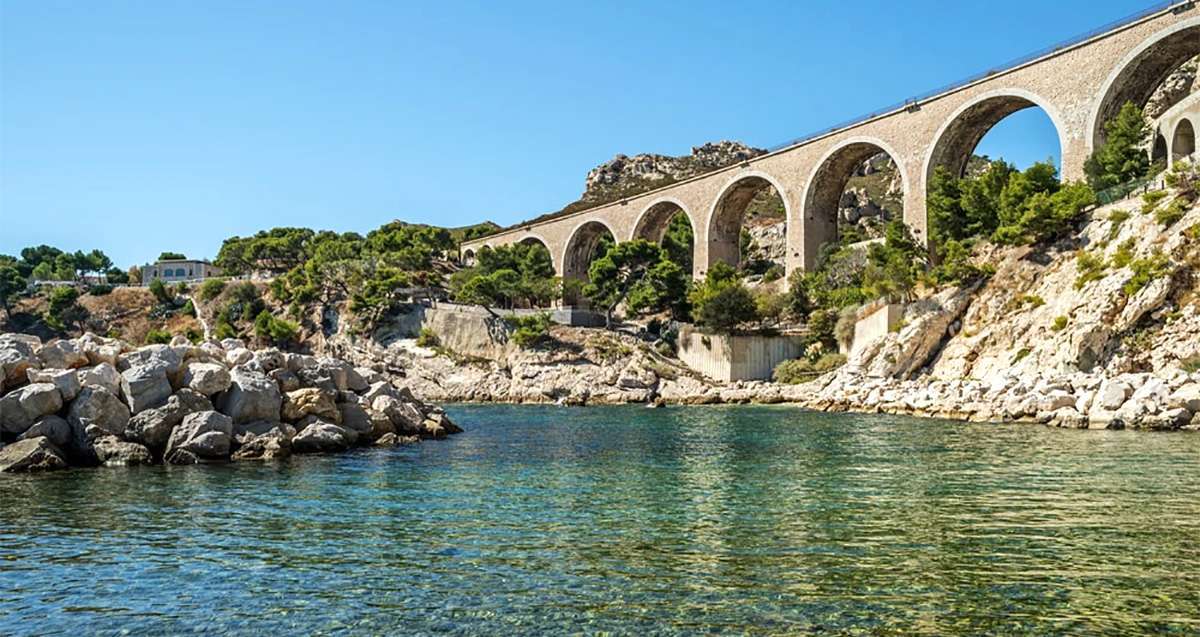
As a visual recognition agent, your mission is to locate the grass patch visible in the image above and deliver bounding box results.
[1141,190,1168,214]
[1051,315,1068,332]
[1074,250,1107,290]
[1122,251,1171,296]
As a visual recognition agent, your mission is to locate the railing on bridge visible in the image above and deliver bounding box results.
[765,0,1192,153]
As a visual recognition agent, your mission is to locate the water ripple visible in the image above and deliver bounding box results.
[1,405,1198,635]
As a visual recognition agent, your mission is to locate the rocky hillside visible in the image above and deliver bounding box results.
[1145,54,1198,120]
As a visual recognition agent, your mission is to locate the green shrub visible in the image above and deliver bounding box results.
[834,306,859,352]
[762,264,784,283]
[772,353,846,384]
[1022,294,1044,308]
[1074,250,1106,289]
[179,299,196,317]
[254,310,299,345]
[1122,251,1171,296]
[1052,316,1068,332]
[690,263,758,333]
[1012,348,1031,364]
[198,278,227,302]
[175,282,190,295]
[184,328,202,344]
[1155,198,1186,227]
[1141,190,1168,214]
[507,313,552,348]
[87,284,114,296]
[45,286,89,332]
[1110,239,1135,269]
[416,327,440,348]
[144,328,172,345]
[1107,209,1130,241]
[1182,355,1200,373]
[148,278,174,306]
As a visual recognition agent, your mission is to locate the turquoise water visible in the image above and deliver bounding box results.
[2,405,1199,635]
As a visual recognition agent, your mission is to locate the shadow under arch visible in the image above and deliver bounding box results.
[801,136,909,269]
[1089,16,1200,153]
[704,170,790,274]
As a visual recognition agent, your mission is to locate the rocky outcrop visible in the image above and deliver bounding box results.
[583,141,766,202]
[1145,54,1198,120]
[0,333,460,472]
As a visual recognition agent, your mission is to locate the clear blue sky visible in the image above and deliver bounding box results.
[0,0,1152,267]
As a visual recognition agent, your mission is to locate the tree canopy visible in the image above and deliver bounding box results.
[451,242,560,314]
[1085,101,1151,190]
[583,239,689,327]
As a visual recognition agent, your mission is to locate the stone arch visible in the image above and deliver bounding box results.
[561,219,617,282]
[801,136,909,267]
[704,170,790,272]
[925,88,1068,184]
[516,233,556,273]
[1089,16,1200,152]
[1172,117,1196,162]
[631,197,692,243]
[461,248,476,266]
[1152,129,1169,165]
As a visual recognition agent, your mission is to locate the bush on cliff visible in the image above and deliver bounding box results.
[45,286,89,332]
[689,262,758,333]
[254,309,300,346]
[506,313,552,348]
[772,353,846,384]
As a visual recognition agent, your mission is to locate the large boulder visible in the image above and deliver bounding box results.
[125,389,213,451]
[231,422,294,461]
[216,369,282,423]
[269,368,302,393]
[37,339,89,370]
[165,411,233,464]
[0,383,64,436]
[317,358,368,393]
[372,395,424,435]
[0,333,42,386]
[92,436,154,466]
[27,368,82,402]
[18,415,72,448]
[120,364,173,414]
[254,348,286,372]
[0,437,68,473]
[181,362,232,396]
[292,418,354,453]
[67,386,132,462]
[337,403,375,441]
[77,363,122,395]
[281,388,340,424]
[120,344,184,378]
[1097,379,1132,411]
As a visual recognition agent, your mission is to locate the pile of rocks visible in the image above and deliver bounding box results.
[0,333,460,473]
[732,367,1200,431]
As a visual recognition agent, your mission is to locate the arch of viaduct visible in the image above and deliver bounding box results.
[462,3,1200,286]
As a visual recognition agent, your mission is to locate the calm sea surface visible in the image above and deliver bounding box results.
[2,405,1199,635]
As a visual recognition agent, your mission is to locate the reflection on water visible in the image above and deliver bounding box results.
[2,405,1199,635]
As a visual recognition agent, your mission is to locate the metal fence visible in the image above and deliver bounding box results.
[765,0,1188,153]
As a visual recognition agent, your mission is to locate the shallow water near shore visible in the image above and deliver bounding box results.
[2,405,1199,635]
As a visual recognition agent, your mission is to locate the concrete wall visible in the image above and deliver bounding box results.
[850,303,904,357]
[677,324,805,382]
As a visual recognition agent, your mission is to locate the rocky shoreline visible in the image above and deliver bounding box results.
[333,327,1200,431]
[0,332,461,473]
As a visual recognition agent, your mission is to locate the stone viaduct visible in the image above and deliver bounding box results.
[461,2,1200,288]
